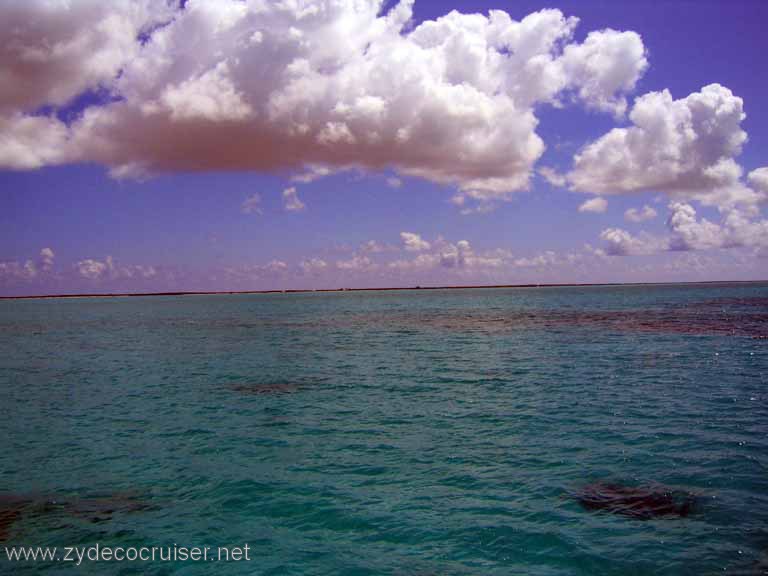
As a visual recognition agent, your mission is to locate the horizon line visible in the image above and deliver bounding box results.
[1,279,766,301]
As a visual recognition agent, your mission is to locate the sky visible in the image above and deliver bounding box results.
[2,0,768,296]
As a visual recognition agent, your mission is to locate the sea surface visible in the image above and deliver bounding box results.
[1,283,767,575]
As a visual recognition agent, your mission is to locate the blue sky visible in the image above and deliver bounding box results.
[2,0,767,295]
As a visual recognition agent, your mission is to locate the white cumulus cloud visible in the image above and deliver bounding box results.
[599,228,666,256]
[400,232,431,252]
[76,255,157,280]
[598,201,768,256]
[390,238,505,271]
[0,114,70,169]
[0,260,38,281]
[300,257,328,274]
[667,202,768,252]
[0,247,57,283]
[0,0,175,114]
[748,167,768,197]
[578,197,607,213]
[76,258,111,280]
[568,84,764,212]
[560,28,647,117]
[39,247,55,270]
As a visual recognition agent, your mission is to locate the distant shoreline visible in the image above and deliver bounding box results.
[1,280,766,300]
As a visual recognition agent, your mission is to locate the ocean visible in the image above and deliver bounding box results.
[1,283,766,575]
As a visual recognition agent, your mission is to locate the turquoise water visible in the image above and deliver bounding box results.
[1,283,767,575]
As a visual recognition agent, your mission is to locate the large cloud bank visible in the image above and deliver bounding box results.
[1,0,647,198]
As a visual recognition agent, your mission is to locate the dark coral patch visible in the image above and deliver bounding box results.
[229,382,301,395]
[0,494,34,541]
[228,376,328,395]
[571,482,697,520]
[320,304,768,338]
[0,492,159,539]
[0,507,23,541]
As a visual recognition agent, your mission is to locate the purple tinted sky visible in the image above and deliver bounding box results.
[2,0,768,295]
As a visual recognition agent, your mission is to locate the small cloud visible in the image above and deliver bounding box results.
[459,203,497,216]
[292,164,336,183]
[666,202,725,251]
[400,232,431,252]
[300,258,327,274]
[624,205,657,222]
[336,255,376,271]
[578,197,608,213]
[264,260,288,273]
[386,176,402,188]
[39,247,55,270]
[538,166,567,187]
[77,257,112,280]
[748,167,768,198]
[452,189,506,214]
[283,187,305,212]
[450,193,466,207]
[241,193,262,215]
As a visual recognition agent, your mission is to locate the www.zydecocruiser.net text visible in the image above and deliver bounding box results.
[4,544,251,565]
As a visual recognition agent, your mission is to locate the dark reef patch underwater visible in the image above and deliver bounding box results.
[570,481,698,520]
[227,376,328,396]
[0,492,158,542]
[228,381,301,395]
[1,283,767,575]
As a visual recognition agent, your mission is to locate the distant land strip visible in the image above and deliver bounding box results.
[1,280,766,300]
